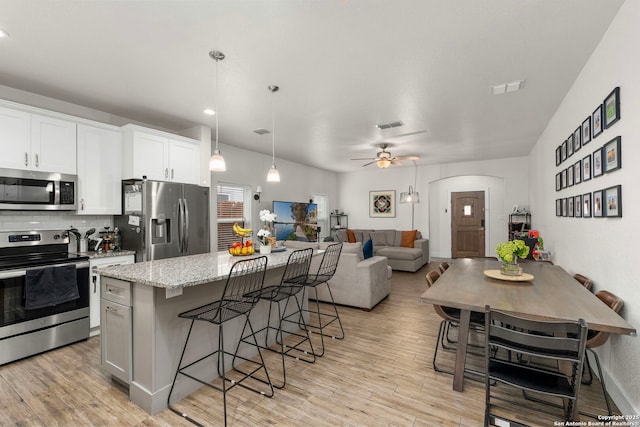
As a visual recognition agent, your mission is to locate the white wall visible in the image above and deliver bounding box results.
[210,144,338,245]
[337,157,529,258]
[529,0,640,414]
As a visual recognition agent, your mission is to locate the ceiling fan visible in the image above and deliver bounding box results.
[351,143,419,168]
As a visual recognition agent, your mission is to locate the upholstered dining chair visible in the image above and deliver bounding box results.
[573,273,594,292]
[582,290,623,417]
[425,270,484,375]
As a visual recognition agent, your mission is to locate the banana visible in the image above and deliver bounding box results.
[233,222,253,236]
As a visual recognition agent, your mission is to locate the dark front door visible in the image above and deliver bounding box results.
[451,191,485,258]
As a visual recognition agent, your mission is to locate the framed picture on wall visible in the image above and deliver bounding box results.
[605,185,622,217]
[574,161,582,185]
[567,133,574,158]
[561,140,568,162]
[574,195,582,218]
[568,196,574,217]
[562,198,568,217]
[573,127,582,153]
[603,136,621,173]
[567,165,574,187]
[592,104,603,139]
[583,193,592,218]
[555,172,562,191]
[582,116,591,145]
[593,190,604,217]
[593,147,604,177]
[369,190,395,218]
[556,199,563,216]
[603,87,620,129]
[582,154,591,182]
[561,168,568,189]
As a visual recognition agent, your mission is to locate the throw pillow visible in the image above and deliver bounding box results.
[362,239,373,259]
[346,229,356,243]
[400,230,418,248]
[342,242,364,262]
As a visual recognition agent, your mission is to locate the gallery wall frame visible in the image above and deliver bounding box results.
[556,199,563,216]
[583,193,592,218]
[573,127,582,153]
[604,185,622,217]
[603,136,621,173]
[574,195,582,218]
[582,116,591,145]
[603,87,620,129]
[592,147,604,178]
[592,104,603,138]
[593,190,604,218]
[582,155,591,182]
[574,161,581,185]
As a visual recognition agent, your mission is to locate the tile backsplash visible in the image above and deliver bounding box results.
[0,211,113,237]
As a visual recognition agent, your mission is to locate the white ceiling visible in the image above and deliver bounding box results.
[0,0,624,173]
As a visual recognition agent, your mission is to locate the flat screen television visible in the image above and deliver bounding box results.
[272,200,318,241]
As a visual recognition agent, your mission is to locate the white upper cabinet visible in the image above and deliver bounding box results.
[77,124,122,215]
[0,105,77,174]
[122,124,201,184]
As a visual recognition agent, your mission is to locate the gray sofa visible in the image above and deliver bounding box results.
[282,240,391,310]
[334,229,429,272]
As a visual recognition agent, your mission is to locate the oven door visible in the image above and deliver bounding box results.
[0,261,89,335]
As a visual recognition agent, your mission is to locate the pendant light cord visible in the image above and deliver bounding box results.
[215,57,220,152]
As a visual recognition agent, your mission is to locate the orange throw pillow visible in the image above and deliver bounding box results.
[400,230,417,248]
[346,229,356,243]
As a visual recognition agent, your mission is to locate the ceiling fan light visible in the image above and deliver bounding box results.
[376,159,391,168]
[209,149,226,171]
[267,165,280,182]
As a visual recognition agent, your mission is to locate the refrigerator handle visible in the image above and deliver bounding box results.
[184,198,190,253]
[177,198,184,254]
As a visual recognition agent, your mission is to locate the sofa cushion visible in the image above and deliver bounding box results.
[346,229,356,243]
[362,239,373,259]
[377,246,422,261]
[335,229,347,242]
[400,230,418,248]
[370,231,389,247]
[353,230,367,243]
[342,241,364,262]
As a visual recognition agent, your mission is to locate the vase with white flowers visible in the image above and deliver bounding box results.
[258,209,277,254]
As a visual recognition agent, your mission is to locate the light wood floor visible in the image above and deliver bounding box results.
[0,260,618,427]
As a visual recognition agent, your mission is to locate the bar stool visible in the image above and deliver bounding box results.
[245,248,315,389]
[291,242,344,357]
[167,256,272,427]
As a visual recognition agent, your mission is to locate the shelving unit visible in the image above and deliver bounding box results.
[508,213,531,240]
[330,214,348,240]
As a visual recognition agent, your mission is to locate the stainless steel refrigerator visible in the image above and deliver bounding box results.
[115,179,210,262]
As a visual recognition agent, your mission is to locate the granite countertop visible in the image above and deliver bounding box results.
[74,250,136,260]
[97,249,312,289]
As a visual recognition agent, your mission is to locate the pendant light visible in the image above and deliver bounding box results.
[208,50,226,171]
[267,85,281,182]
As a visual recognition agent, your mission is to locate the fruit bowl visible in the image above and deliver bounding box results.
[228,240,255,256]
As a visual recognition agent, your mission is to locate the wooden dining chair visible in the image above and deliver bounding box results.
[573,273,594,292]
[582,290,623,417]
[425,270,484,375]
[484,306,588,427]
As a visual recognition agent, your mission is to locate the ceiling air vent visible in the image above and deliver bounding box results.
[253,128,271,135]
[376,120,404,130]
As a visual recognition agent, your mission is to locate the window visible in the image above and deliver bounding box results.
[216,183,251,251]
[311,193,329,241]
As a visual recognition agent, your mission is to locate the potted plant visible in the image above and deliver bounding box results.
[258,209,277,254]
[495,239,530,276]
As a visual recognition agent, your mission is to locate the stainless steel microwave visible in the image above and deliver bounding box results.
[0,168,77,210]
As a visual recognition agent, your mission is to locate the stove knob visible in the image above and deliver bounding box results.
[54,234,60,240]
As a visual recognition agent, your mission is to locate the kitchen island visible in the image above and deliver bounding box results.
[98,249,315,415]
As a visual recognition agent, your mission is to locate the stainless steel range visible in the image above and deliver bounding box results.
[0,230,89,365]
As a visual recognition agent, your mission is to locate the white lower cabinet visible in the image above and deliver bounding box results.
[101,276,133,385]
[90,255,134,335]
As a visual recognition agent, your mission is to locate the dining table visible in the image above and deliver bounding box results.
[420,257,636,393]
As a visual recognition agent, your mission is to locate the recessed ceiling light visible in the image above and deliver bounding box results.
[203,108,215,115]
[0,29,9,38]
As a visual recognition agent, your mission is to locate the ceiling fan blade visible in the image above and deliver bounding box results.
[362,160,377,167]
[390,159,402,166]
[386,130,427,139]
[395,155,420,161]
[350,157,377,161]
